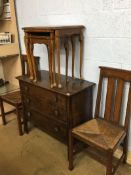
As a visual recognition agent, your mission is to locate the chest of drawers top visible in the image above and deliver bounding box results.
[17,70,94,97]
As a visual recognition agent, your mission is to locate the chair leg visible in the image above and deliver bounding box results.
[106,150,113,175]
[69,130,74,170]
[0,98,6,125]
[21,106,29,134]
[16,106,23,136]
[123,136,128,163]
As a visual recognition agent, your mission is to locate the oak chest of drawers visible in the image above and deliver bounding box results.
[17,70,95,143]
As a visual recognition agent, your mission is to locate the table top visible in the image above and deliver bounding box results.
[17,70,95,96]
[0,83,19,95]
[23,25,85,32]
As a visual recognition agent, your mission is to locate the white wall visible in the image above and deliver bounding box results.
[15,0,131,150]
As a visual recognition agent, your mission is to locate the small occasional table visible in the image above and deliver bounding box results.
[23,25,85,88]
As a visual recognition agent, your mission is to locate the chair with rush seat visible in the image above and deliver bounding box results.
[0,55,40,135]
[69,66,131,175]
[0,91,22,135]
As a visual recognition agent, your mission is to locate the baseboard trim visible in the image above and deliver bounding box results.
[0,116,2,125]
[127,151,131,165]
[114,148,131,165]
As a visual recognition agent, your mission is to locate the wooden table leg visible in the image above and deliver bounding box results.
[55,31,62,88]
[16,106,23,136]
[79,31,84,79]
[71,36,75,79]
[50,33,56,87]
[23,107,28,134]
[30,40,37,82]
[47,44,53,88]
[69,130,74,170]
[24,33,34,80]
[64,38,69,82]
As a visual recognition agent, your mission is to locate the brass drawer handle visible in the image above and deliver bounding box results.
[24,86,29,91]
[54,110,59,116]
[26,98,30,104]
[54,127,59,132]
[27,112,31,117]
[54,96,57,102]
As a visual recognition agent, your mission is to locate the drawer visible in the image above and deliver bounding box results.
[23,95,67,122]
[26,109,67,141]
[20,81,66,109]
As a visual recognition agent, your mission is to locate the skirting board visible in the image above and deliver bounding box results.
[0,117,2,125]
[115,148,131,165]
[127,152,131,164]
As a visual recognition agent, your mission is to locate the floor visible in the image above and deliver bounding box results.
[0,114,131,175]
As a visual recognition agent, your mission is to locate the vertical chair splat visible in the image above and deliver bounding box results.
[104,78,116,121]
[95,74,103,118]
[114,79,124,123]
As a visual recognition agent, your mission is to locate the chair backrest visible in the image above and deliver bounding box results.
[21,54,40,76]
[95,66,131,130]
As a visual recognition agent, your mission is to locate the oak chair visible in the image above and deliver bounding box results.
[0,54,40,135]
[69,66,131,175]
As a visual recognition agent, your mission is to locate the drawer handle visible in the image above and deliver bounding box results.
[27,112,31,117]
[54,110,59,116]
[54,96,57,102]
[54,127,59,132]
[26,99,30,104]
[25,86,29,91]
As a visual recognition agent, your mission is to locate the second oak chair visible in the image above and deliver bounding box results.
[0,54,40,135]
[69,66,131,175]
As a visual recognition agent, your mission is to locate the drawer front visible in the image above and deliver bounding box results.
[20,81,66,109]
[22,94,67,122]
[25,109,67,141]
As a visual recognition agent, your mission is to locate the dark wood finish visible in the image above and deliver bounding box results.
[114,79,124,123]
[0,97,6,125]
[71,36,75,79]
[0,86,23,135]
[17,70,94,149]
[64,38,69,81]
[0,55,40,136]
[79,31,84,79]
[69,129,74,170]
[21,54,40,76]
[24,33,34,80]
[0,90,23,135]
[69,66,131,175]
[104,77,115,120]
[23,25,85,88]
